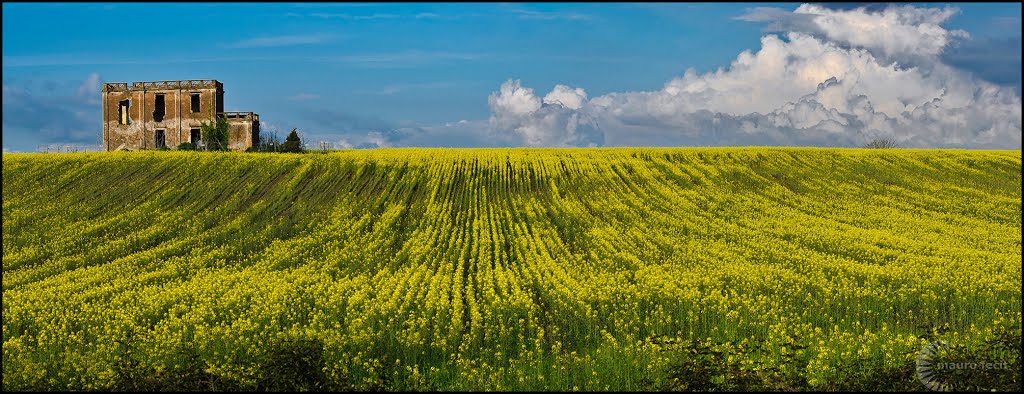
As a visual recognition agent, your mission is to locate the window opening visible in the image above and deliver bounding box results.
[119,100,131,125]
[153,94,165,122]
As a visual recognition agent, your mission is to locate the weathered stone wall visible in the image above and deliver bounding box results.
[227,121,249,151]
[102,80,257,152]
[225,113,260,151]
[102,89,143,151]
[103,85,220,151]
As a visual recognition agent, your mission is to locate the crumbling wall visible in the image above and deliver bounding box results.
[103,83,221,151]
[102,81,258,151]
[102,89,148,151]
[178,88,220,146]
[226,115,259,151]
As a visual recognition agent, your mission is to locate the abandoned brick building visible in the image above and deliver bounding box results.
[102,80,260,151]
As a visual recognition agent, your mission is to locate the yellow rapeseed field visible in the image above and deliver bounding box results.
[2,148,1020,390]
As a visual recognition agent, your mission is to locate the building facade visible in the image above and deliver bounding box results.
[101,80,260,151]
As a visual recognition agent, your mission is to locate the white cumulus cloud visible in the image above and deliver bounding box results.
[486,3,1021,148]
[488,80,602,147]
[543,85,588,110]
[791,4,969,64]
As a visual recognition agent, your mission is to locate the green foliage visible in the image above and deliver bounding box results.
[176,142,194,151]
[1,148,1020,391]
[110,339,239,391]
[913,326,1023,392]
[654,338,806,391]
[281,128,303,153]
[256,338,331,391]
[200,116,231,151]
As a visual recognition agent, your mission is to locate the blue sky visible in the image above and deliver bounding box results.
[2,2,1021,151]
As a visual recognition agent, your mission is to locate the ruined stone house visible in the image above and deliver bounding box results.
[102,80,260,151]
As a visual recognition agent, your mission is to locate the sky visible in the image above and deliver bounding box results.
[2,2,1021,152]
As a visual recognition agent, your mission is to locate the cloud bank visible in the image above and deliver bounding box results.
[487,3,1021,148]
[487,80,602,147]
[2,73,103,150]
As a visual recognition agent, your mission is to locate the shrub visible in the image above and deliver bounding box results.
[200,117,230,151]
[256,337,332,391]
[864,137,899,149]
[281,128,304,153]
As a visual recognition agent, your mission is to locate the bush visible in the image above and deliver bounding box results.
[864,137,899,149]
[281,128,304,153]
[200,117,231,151]
[919,326,1022,392]
[256,338,331,391]
[654,338,808,391]
[176,142,194,151]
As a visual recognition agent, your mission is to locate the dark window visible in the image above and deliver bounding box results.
[155,129,166,149]
[191,93,201,113]
[119,100,131,125]
[153,94,165,122]
[191,128,201,145]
